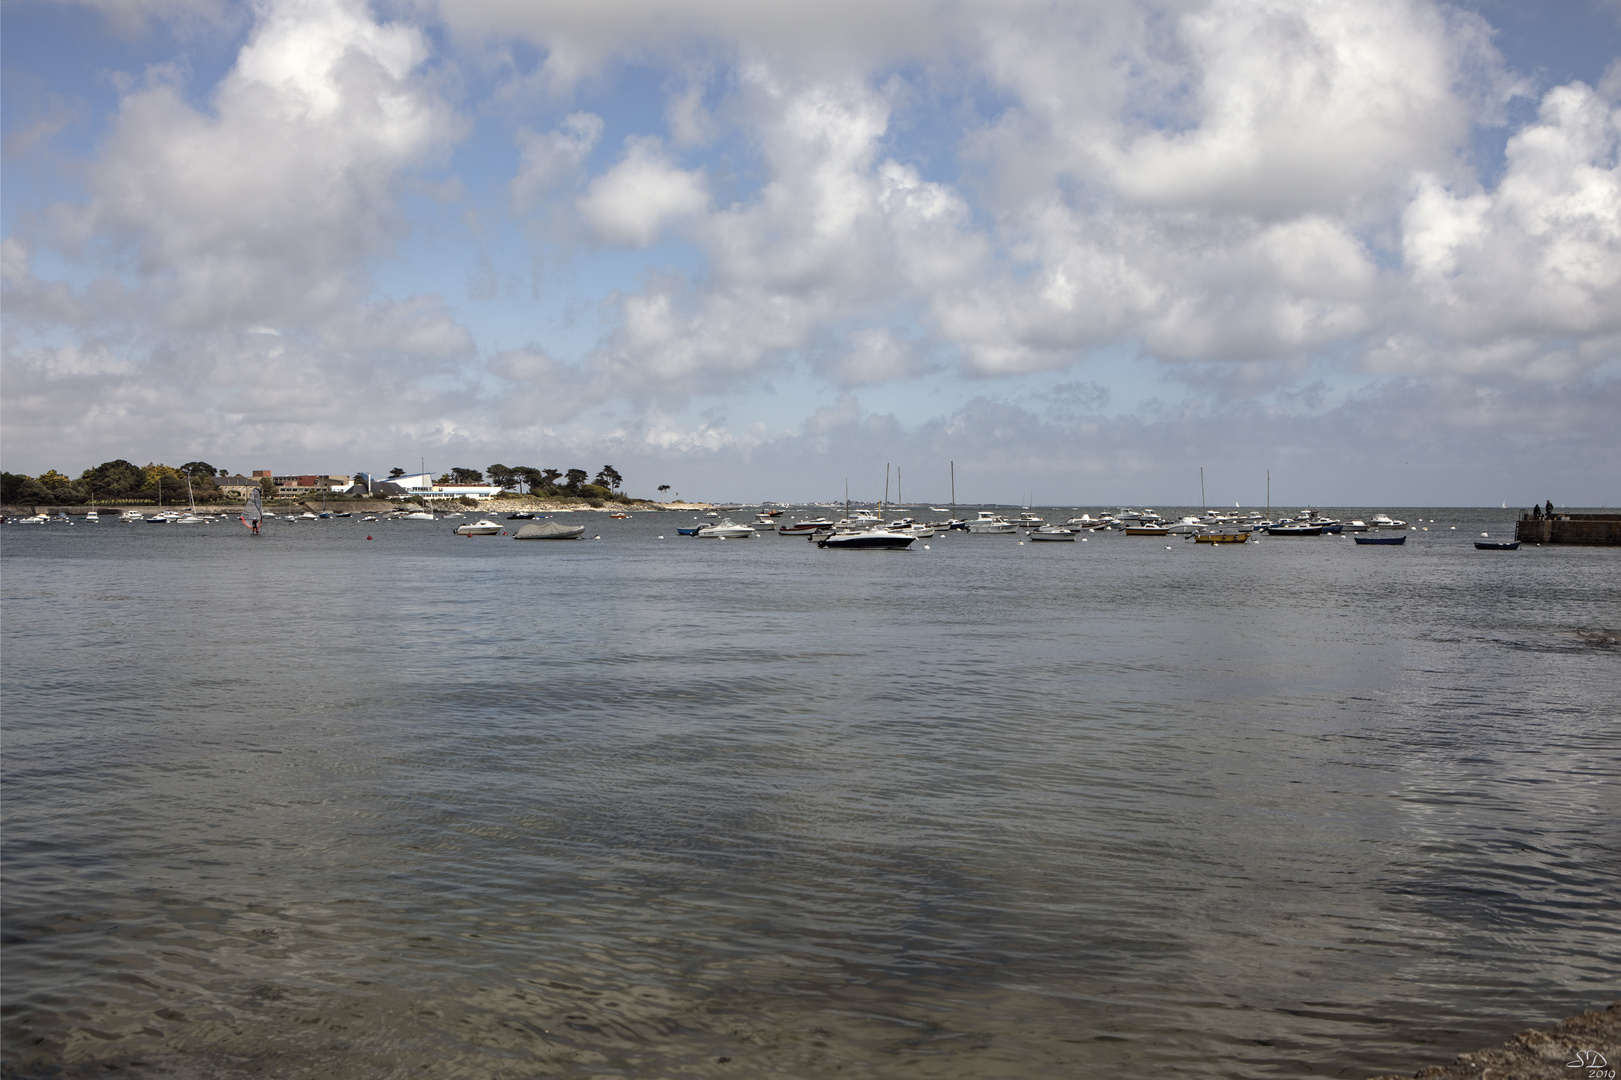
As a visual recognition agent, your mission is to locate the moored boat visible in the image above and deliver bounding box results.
[1194,529,1248,543]
[1475,540,1520,550]
[453,519,502,535]
[698,519,756,538]
[1353,534,1406,545]
[817,529,915,549]
[1028,527,1077,541]
[966,511,1016,533]
[513,521,586,540]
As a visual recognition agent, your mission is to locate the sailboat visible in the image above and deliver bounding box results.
[241,488,264,534]
[172,471,205,524]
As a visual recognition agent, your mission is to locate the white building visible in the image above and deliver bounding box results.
[381,472,505,500]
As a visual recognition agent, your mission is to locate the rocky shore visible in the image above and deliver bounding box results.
[1370,1001,1619,1080]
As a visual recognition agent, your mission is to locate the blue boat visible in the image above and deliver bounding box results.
[1353,534,1406,545]
[1475,540,1520,550]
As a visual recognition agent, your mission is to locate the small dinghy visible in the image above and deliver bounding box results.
[513,521,586,540]
[1475,540,1520,550]
[454,519,502,536]
[1353,534,1406,545]
[1028,527,1077,541]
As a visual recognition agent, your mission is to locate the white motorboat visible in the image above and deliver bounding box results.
[146,511,180,523]
[84,510,100,523]
[1014,512,1047,528]
[1370,514,1407,530]
[16,514,49,524]
[403,510,436,520]
[886,518,935,538]
[1341,520,1369,532]
[966,510,1016,533]
[1029,526,1077,541]
[171,514,205,525]
[817,529,915,549]
[778,518,834,535]
[120,510,144,522]
[698,519,756,538]
[453,519,502,536]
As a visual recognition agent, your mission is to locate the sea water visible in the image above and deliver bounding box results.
[3,508,1618,1079]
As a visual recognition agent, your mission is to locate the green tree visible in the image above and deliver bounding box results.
[259,476,277,500]
[15,476,55,505]
[594,465,623,490]
[487,464,515,491]
[136,463,191,505]
[450,467,484,485]
[539,468,562,493]
[81,460,145,499]
[563,468,588,494]
[2,473,26,504]
[657,484,671,498]
[388,467,406,478]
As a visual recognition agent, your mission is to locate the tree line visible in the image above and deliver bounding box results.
[2,461,229,506]
[388,464,632,502]
[3,461,657,506]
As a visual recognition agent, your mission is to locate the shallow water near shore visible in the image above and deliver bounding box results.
[3,507,1618,1079]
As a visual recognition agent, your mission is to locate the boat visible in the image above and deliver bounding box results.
[453,519,502,536]
[1014,512,1047,528]
[513,521,585,540]
[698,519,756,538]
[84,510,99,523]
[506,512,537,520]
[1194,529,1249,543]
[1475,540,1520,550]
[676,525,704,536]
[1124,525,1170,536]
[16,514,49,524]
[403,510,436,521]
[1028,527,1077,541]
[817,529,915,549]
[1341,520,1369,532]
[1369,514,1407,530]
[171,513,205,525]
[1353,534,1406,545]
[1267,523,1324,536]
[778,518,834,535]
[120,510,144,522]
[966,511,1016,534]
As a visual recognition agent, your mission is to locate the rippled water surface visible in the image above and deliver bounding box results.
[4,508,1618,1079]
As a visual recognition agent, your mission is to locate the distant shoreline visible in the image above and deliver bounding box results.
[1,499,717,516]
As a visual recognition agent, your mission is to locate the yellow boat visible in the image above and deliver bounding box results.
[1194,530,1248,543]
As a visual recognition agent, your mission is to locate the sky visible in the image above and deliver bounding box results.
[2,0,1618,506]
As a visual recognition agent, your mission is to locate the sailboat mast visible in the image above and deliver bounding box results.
[950,461,955,506]
[1200,467,1205,511]
[1266,469,1270,513]
[884,463,890,513]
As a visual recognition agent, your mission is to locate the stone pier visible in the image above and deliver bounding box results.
[1514,512,1621,545]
